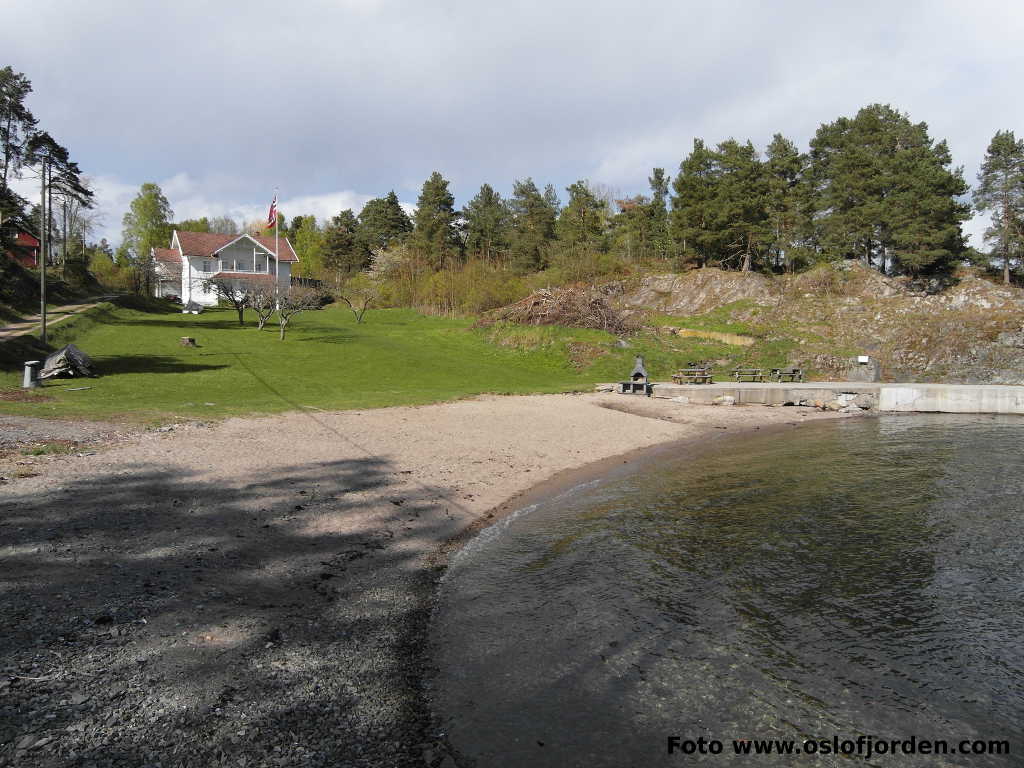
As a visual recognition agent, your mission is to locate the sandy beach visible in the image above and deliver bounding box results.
[0,394,848,767]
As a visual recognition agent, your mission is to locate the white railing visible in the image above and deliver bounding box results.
[215,259,270,273]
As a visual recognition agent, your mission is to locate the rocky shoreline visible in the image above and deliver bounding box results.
[1,395,847,767]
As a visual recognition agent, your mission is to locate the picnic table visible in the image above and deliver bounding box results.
[770,367,804,382]
[672,366,713,384]
[731,367,765,382]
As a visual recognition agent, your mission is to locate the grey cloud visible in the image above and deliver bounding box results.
[2,0,1021,246]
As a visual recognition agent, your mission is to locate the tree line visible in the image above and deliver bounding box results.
[7,61,1022,305]
[0,65,96,286]
[111,101,1020,314]
[262,104,1023,291]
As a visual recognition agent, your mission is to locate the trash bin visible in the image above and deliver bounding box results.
[22,360,42,389]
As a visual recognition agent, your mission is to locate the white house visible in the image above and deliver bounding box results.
[152,230,299,307]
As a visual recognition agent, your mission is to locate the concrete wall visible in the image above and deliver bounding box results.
[879,385,1024,414]
[650,381,1024,415]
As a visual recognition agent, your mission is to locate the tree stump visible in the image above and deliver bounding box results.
[180,337,197,347]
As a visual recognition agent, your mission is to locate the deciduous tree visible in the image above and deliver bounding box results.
[293,216,325,278]
[338,272,379,323]
[121,182,173,294]
[202,276,259,325]
[276,284,324,340]
[248,280,277,330]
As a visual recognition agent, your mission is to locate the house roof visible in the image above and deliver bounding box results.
[173,231,298,262]
[152,247,181,264]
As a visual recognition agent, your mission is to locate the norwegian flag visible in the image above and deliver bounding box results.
[266,193,278,229]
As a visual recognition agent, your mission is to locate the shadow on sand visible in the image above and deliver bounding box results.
[0,450,459,765]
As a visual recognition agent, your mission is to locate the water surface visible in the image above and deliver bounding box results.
[431,415,1024,767]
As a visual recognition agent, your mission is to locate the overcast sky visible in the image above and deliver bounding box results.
[4,0,1023,247]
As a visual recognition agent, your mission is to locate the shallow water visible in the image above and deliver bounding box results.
[431,415,1024,767]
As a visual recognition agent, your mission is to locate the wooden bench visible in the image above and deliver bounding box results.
[771,367,804,383]
[672,367,713,384]
[732,367,765,382]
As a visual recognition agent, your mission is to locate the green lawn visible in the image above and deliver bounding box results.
[0,299,813,423]
[0,303,625,422]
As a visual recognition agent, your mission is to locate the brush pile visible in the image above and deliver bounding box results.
[480,286,633,334]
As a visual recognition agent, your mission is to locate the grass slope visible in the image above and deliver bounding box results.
[0,303,620,422]
[0,298,814,423]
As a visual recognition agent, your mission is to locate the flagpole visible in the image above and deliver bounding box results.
[274,188,279,295]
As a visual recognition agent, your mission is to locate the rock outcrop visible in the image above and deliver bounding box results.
[604,264,1024,384]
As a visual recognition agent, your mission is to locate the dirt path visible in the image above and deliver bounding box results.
[0,394,847,767]
[0,298,114,341]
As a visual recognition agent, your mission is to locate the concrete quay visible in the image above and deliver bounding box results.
[648,381,1024,415]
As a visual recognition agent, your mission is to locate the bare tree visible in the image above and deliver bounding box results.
[338,272,379,324]
[248,280,277,330]
[202,277,255,325]
[277,284,324,340]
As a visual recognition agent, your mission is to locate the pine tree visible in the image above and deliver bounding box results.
[410,171,460,269]
[508,178,558,273]
[356,191,412,258]
[670,139,718,268]
[764,134,809,272]
[885,137,968,275]
[0,66,38,197]
[556,180,606,251]
[462,183,510,261]
[807,104,968,274]
[646,168,670,259]
[974,130,1024,284]
[711,139,769,272]
[670,139,769,271]
[322,209,362,277]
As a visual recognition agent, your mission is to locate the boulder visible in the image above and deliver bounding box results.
[996,327,1024,348]
[853,393,876,410]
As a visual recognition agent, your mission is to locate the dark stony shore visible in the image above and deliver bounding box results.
[1,396,842,767]
[0,460,454,768]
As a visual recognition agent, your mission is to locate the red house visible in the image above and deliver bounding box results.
[5,231,41,269]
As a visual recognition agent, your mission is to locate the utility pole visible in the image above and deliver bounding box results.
[39,158,47,345]
[62,198,69,280]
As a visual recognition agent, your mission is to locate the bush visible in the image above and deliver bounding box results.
[543,249,631,286]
